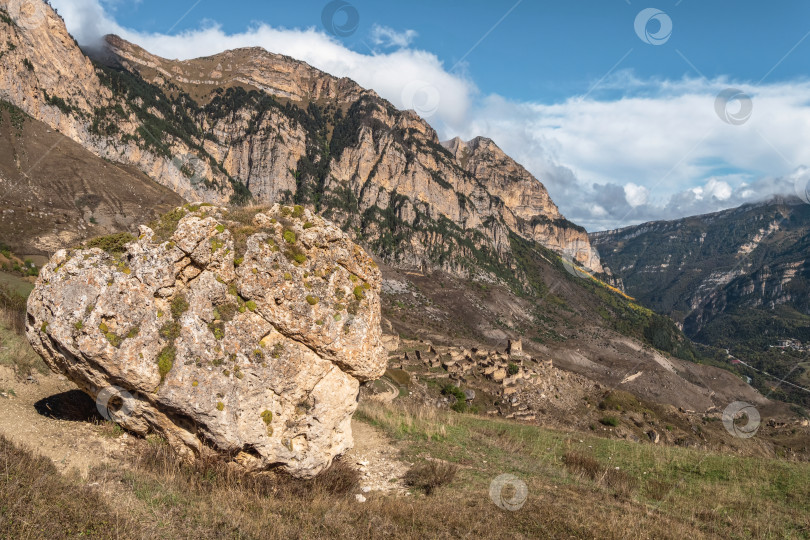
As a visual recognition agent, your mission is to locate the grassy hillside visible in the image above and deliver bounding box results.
[1,399,808,539]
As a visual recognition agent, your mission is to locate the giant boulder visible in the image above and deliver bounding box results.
[26,203,386,477]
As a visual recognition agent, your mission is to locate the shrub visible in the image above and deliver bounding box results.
[216,402,225,411]
[598,390,644,413]
[599,416,620,427]
[215,302,238,322]
[98,323,122,347]
[148,207,187,243]
[404,461,457,495]
[441,384,468,413]
[563,452,601,479]
[284,247,307,265]
[210,238,224,253]
[159,321,181,341]
[353,286,365,301]
[283,230,296,244]
[305,295,318,306]
[292,205,304,218]
[208,322,225,340]
[507,363,519,376]
[245,300,257,312]
[84,232,136,254]
[303,222,314,229]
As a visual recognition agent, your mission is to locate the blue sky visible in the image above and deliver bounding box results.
[81,1,810,102]
[53,0,810,230]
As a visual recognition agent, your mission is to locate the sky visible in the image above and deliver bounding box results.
[49,0,810,231]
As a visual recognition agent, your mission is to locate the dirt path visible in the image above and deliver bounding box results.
[0,367,130,477]
[368,377,400,404]
[346,416,409,494]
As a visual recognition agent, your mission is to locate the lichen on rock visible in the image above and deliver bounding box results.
[26,203,386,477]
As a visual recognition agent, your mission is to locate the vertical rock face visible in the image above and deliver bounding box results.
[26,204,386,477]
[444,136,603,273]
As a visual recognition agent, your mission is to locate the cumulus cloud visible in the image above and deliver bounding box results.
[455,75,810,230]
[623,183,649,207]
[370,24,417,48]
[50,0,810,231]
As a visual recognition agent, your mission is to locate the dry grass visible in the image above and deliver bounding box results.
[128,436,360,500]
[403,460,457,495]
[0,283,26,335]
[355,399,458,441]
[0,433,137,539]
[0,297,806,540]
[563,451,638,498]
[0,305,47,378]
[1,382,809,538]
[358,400,810,539]
[563,451,602,478]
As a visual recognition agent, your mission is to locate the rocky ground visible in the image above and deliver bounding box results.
[0,366,128,475]
[367,333,810,461]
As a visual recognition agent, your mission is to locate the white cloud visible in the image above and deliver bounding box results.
[623,183,649,207]
[51,0,475,128]
[370,24,417,48]
[692,178,732,201]
[455,77,810,230]
[50,0,810,231]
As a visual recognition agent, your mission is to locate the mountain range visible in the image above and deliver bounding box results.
[0,5,599,279]
[592,197,810,406]
[0,0,806,421]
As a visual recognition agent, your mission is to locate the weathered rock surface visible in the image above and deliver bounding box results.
[26,203,386,477]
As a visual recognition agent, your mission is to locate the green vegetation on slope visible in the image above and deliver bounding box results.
[593,200,810,407]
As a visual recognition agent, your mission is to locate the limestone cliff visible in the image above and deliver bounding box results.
[0,0,602,280]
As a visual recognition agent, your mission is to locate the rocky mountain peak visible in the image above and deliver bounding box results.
[1,0,602,278]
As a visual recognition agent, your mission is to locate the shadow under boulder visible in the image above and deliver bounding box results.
[34,390,103,423]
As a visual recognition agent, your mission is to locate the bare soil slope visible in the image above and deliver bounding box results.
[0,102,183,255]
